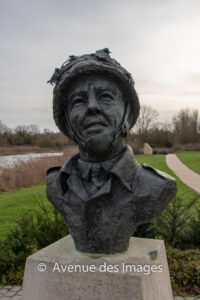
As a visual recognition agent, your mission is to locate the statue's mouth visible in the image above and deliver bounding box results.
[83,120,107,130]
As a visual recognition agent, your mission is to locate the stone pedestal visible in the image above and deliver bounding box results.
[22,235,173,300]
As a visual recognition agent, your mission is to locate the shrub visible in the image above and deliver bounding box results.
[134,222,161,239]
[167,247,200,296]
[157,195,199,247]
[32,198,68,249]
[134,195,200,248]
[190,207,200,246]
[0,200,68,285]
[0,212,37,285]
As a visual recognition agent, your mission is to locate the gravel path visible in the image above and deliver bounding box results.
[0,286,198,299]
[166,154,200,193]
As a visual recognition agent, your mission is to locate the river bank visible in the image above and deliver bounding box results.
[0,144,76,156]
[0,152,63,169]
[0,146,63,156]
[0,145,78,192]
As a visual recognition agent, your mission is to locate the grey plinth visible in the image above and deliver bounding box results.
[22,235,173,300]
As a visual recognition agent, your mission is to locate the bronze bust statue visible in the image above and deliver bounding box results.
[46,49,177,254]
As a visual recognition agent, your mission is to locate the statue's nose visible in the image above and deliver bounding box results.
[87,92,100,113]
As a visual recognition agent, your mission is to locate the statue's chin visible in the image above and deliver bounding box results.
[84,133,114,157]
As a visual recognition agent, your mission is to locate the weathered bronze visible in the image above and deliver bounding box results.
[47,49,177,254]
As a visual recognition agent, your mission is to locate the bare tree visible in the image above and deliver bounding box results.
[0,120,9,134]
[172,108,199,144]
[135,105,159,134]
[27,124,40,135]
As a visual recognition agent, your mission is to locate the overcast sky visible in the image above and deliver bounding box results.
[1,0,200,131]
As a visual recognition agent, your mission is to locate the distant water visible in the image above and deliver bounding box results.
[0,152,63,168]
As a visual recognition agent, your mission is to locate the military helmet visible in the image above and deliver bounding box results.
[48,48,140,139]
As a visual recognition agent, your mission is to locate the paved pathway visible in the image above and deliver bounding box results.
[0,286,198,299]
[0,286,22,300]
[166,154,200,193]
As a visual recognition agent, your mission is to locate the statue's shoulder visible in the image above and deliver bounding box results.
[46,154,79,214]
[46,165,62,190]
[46,165,62,195]
[136,163,177,192]
[46,165,64,213]
[133,163,177,223]
[47,165,62,176]
[141,163,176,182]
[46,152,79,193]
[46,164,69,194]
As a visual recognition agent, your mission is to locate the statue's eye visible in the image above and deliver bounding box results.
[100,93,113,100]
[71,97,86,108]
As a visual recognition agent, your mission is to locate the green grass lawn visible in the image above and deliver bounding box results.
[0,154,199,240]
[0,184,51,240]
[176,151,200,175]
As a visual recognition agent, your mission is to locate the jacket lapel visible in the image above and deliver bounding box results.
[87,178,112,201]
[67,174,88,201]
[67,174,112,202]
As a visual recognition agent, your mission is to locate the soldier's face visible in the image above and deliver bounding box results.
[66,74,125,144]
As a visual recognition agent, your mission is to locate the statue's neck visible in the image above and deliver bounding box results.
[79,142,125,163]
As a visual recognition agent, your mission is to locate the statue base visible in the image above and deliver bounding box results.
[22,235,173,300]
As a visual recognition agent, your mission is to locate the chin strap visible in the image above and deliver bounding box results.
[63,107,85,147]
[111,101,128,140]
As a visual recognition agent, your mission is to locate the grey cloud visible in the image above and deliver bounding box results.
[1,0,200,130]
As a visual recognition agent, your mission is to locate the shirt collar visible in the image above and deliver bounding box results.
[77,153,120,181]
[60,145,137,191]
